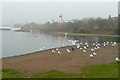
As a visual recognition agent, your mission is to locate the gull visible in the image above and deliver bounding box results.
[40,48,43,50]
[93,43,95,46]
[56,48,59,51]
[93,52,97,56]
[80,48,83,50]
[71,40,78,43]
[77,44,80,48]
[91,48,95,52]
[103,42,106,47]
[77,45,80,48]
[112,44,114,47]
[90,54,94,58]
[27,77,30,78]
[68,40,72,42]
[97,43,100,46]
[112,42,116,47]
[80,42,82,45]
[115,57,120,62]
[96,46,100,49]
[65,33,67,36]
[94,47,98,50]
[72,42,76,45]
[52,50,55,53]
[111,42,113,44]
[67,49,70,53]
[84,46,87,49]
[86,44,89,48]
[83,49,86,52]
[57,51,61,54]
[73,40,79,43]
[113,42,117,45]
[62,44,65,46]
[106,41,109,45]
[85,42,88,45]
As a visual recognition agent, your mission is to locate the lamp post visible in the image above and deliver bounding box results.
[59,14,63,46]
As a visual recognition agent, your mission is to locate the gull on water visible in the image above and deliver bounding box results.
[40,48,43,50]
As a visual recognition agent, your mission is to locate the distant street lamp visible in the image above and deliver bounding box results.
[59,14,63,46]
[52,19,54,23]
[59,15,63,24]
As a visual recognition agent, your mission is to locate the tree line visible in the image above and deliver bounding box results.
[17,15,118,35]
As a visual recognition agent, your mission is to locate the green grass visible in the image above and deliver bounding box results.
[1,62,119,78]
[2,68,22,78]
[59,32,119,37]
[0,70,2,79]
[31,70,78,78]
[31,62,119,78]
[79,62,118,78]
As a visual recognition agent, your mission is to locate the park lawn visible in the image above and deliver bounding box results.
[31,62,119,78]
[0,73,2,79]
[31,70,79,78]
[2,62,119,78]
[79,62,118,78]
[2,68,23,78]
[0,69,2,78]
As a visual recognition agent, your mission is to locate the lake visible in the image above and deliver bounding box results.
[0,30,118,58]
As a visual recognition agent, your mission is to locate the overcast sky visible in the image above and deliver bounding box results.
[2,2,118,25]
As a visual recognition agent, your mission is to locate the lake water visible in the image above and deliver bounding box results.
[0,30,118,58]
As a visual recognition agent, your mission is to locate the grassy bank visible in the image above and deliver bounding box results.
[1,62,119,78]
[80,62,118,78]
[2,68,23,78]
[20,30,119,37]
[57,32,119,37]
